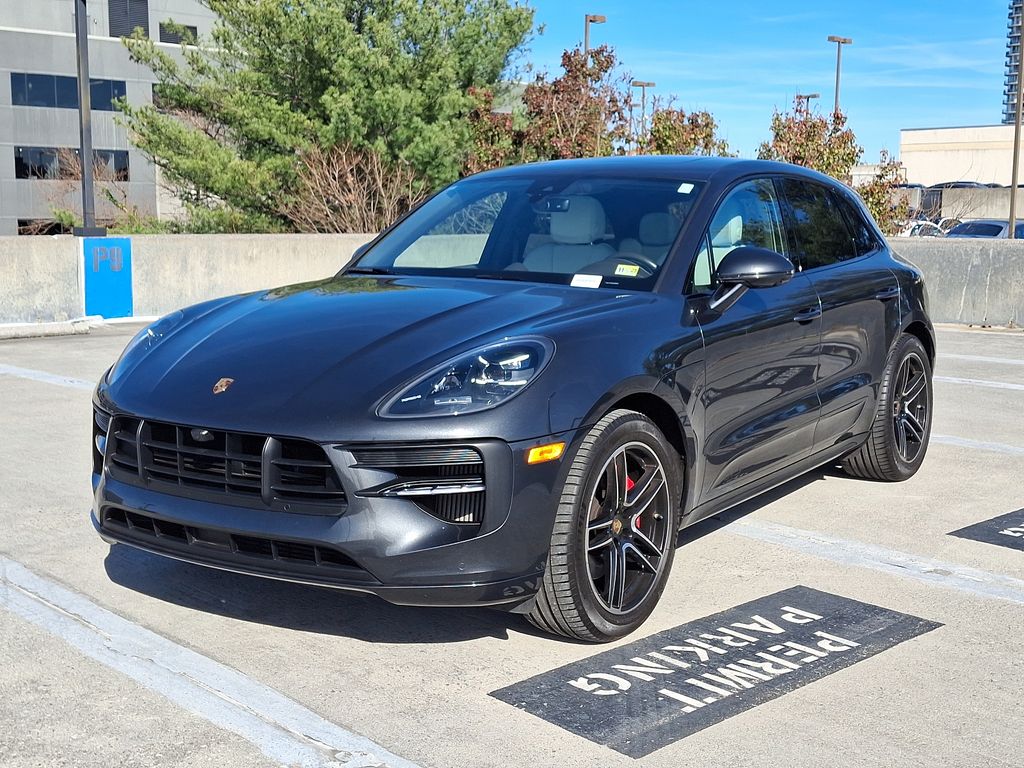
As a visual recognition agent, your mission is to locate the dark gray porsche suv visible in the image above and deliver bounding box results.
[92,157,934,642]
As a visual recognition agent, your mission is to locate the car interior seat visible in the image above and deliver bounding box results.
[521,196,616,273]
[689,203,744,289]
[618,212,681,264]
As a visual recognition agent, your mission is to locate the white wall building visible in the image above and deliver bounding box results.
[899,125,1016,187]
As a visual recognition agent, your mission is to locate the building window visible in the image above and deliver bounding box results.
[10,73,126,111]
[109,0,150,38]
[15,147,130,182]
[14,147,60,179]
[159,22,198,44]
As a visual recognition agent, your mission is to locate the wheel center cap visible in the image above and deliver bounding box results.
[611,518,624,535]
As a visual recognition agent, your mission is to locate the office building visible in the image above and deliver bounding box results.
[0,0,216,235]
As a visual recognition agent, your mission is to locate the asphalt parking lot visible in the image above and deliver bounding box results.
[1,323,1022,768]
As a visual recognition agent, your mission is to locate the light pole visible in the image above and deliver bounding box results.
[631,80,655,153]
[795,92,820,115]
[827,35,853,115]
[584,13,606,56]
[74,0,103,235]
[1010,12,1023,239]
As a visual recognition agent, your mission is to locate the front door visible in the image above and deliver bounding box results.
[777,178,901,449]
[692,178,822,502]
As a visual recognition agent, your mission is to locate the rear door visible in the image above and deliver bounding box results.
[693,177,822,502]
[777,177,901,450]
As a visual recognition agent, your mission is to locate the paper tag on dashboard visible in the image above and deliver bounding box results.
[570,274,602,288]
[614,263,641,277]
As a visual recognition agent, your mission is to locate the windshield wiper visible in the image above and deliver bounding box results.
[345,266,394,275]
[473,271,532,282]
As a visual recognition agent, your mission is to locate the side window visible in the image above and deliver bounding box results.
[707,178,785,274]
[834,191,880,256]
[688,234,713,292]
[394,191,506,267]
[780,179,856,269]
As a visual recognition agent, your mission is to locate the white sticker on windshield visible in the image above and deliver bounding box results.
[570,274,603,289]
[677,182,695,194]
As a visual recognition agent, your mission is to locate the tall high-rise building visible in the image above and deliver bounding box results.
[0,1,216,235]
[1004,0,1023,124]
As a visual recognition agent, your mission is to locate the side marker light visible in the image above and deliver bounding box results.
[526,442,566,464]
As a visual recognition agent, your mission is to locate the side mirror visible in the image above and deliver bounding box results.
[714,247,795,289]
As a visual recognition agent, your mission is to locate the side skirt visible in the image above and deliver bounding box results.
[681,433,869,529]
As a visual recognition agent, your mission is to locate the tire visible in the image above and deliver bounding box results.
[841,334,933,482]
[527,409,683,642]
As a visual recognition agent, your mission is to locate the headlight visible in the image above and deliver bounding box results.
[379,338,554,418]
[105,310,185,386]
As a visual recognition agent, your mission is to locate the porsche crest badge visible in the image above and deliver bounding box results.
[212,377,235,394]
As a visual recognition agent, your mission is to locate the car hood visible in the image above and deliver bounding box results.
[103,274,647,436]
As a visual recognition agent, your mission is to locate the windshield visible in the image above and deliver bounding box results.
[351,174,705,290]
[948,222,1003,237]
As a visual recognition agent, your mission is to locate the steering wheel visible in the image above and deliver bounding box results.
[616,253,660,274]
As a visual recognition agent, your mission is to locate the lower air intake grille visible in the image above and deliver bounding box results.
[350,445,486,525]
[103,508,364,573]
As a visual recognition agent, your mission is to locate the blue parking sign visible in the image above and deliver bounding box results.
[83,237,133,318]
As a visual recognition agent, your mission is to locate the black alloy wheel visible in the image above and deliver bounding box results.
[585,442,671,614]
[891,351,929,463]
[842,333,933,482]
[528,409,682,642]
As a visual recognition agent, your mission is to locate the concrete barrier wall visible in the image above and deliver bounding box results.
[1,233,1021,327]
[0,233,372,324]
[129,233,372,316]
[890,237,1024,326]
[0,236,83,322]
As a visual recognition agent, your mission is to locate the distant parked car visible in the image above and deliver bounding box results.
[937,217,961,233]
[898,220,944,238]
[945,219,1024,239]
[927,181,989,190]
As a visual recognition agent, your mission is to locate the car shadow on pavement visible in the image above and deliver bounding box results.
[103,545,532,643]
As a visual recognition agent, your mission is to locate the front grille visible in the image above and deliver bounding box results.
[350,445,486,525]
[102,507,367,576]
[106,415,346,512]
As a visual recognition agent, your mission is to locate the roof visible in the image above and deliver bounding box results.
[472,156,832,185]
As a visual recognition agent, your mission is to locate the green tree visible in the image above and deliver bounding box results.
[645,104,731,156]
[119,0,533,232]
[757,99,861,182]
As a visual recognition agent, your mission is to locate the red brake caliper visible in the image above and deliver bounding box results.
[626,476,638,528]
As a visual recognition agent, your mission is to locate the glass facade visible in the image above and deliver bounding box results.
[15,147,130,182]
[10,73,127,111]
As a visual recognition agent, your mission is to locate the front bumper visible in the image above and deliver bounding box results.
[92,417,578,610]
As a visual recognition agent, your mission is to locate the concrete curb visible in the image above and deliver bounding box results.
[0,316,102,341]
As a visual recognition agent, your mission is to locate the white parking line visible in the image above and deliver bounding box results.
[931,434,1024,456]
[941,354,1024,367]
[934,375,1024,392]
[0,363,94,391]
[0,557,421,768]
[731,519,1024,605]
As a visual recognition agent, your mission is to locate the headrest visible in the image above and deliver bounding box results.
[550,196,606,244]
[711,214,743,247]
[639,212,680,246]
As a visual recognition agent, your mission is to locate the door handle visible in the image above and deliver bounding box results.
[875,286,900,301]
[793,307,822,323]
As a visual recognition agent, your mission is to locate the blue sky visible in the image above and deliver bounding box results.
[522,0,1010,161]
